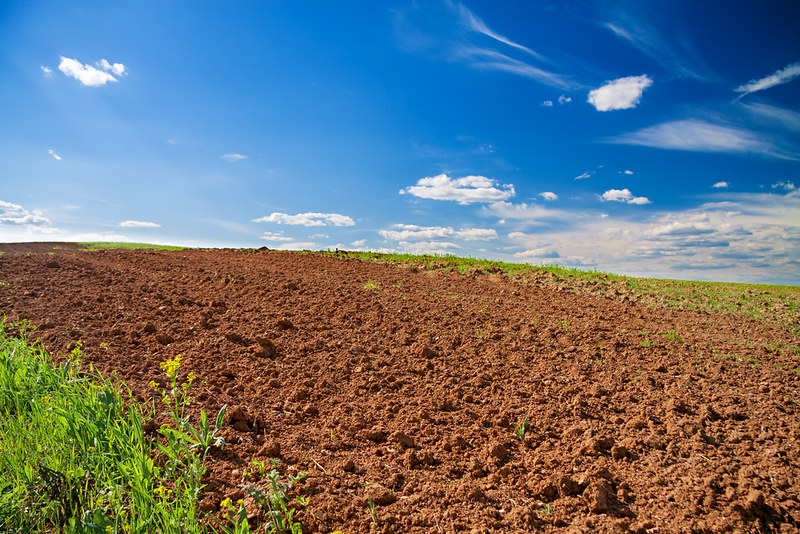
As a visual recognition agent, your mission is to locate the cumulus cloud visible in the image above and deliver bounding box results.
[58,56,126,87]
[588,75,652,111]
[735,62,800,99]
[601,188,651,205]
[97,58,126,76]
[539,192,558,201]
[623,169,634,175]
[0,200,54,227]
[119,220,160,228]
[400,174,514,204]
[253,212,355,227]
[379,224,497,241]
[712,181,729,189]
[541,100,553,107]
[221,153,247,162]
[351,239,367,247]
[609,119,789,158]
[48,149,61,160]
[558,95,572,105]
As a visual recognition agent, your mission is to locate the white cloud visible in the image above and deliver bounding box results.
[394,2,573,90]
[351,239,367,247]
[221,153,247,162]
[273,242,318,251]
[513,248,560,259]
[574,171,593,180]
[48,149,61,160]
[397,241,462,255]
[41,66,52,77]
[400,174,514,204]
[71,233,132,242]
[712,181,729,189]
[379,224,497,241]
[0,200,54,228]
[588,75,652,111]
[609,119,790,158]
[742,102,800,132]
[58,56,124,87]
[601,188,651,205]
[541,100,553,107]
[253,212,355,227]
[734,62,800,99]
[498,191,800,284]
[623,169,634,175]
[97,59,126,76]
[119,220,160,228]
[259,232,294,242]
[539,192,558,201]
[481,201,564,223]
[558,95,572,105]
[772,181,797,191]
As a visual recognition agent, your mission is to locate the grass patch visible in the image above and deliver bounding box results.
[78,242,188,252]
[0,319,224,532]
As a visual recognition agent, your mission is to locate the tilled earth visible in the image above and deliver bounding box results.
[1,244,799,533]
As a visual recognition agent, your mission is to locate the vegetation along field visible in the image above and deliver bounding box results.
[0,242,798,533]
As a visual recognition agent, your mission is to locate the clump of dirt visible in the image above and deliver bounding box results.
[1,244,798,533]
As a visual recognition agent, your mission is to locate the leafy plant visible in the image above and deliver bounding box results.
[511,416,528,441]
[364,280,380,290]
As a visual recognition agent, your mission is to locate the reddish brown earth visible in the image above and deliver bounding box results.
[1,244,799,533]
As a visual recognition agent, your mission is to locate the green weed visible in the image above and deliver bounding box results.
[511,416,528,442]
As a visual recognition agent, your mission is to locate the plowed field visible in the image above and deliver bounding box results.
[1,244,799,533]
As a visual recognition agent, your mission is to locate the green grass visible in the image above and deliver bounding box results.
[78,242,188,252]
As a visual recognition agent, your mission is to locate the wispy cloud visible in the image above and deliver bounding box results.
[734,61,800,100]
[601,188,651,205]
[539,192,558,201]
[119,220,160,228]
[588,75,652,111]
[603,11,709,80]
[58,56,126,87]
[574,171,593,180]
[481,201,565,224]
[48,149,62,160]
[40,66,52,77]
[394,1,574,89]
[259,231,294,242]
[742,102,800,132]
[379,224,497,241]
[253,212,355,227]
[220,153,247,162]
[401,174,514,204]
[608,119,793,159]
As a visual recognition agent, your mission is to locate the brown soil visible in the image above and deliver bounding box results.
[1,244,799,533]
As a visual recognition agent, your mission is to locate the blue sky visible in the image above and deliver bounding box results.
[1,1,799,284]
